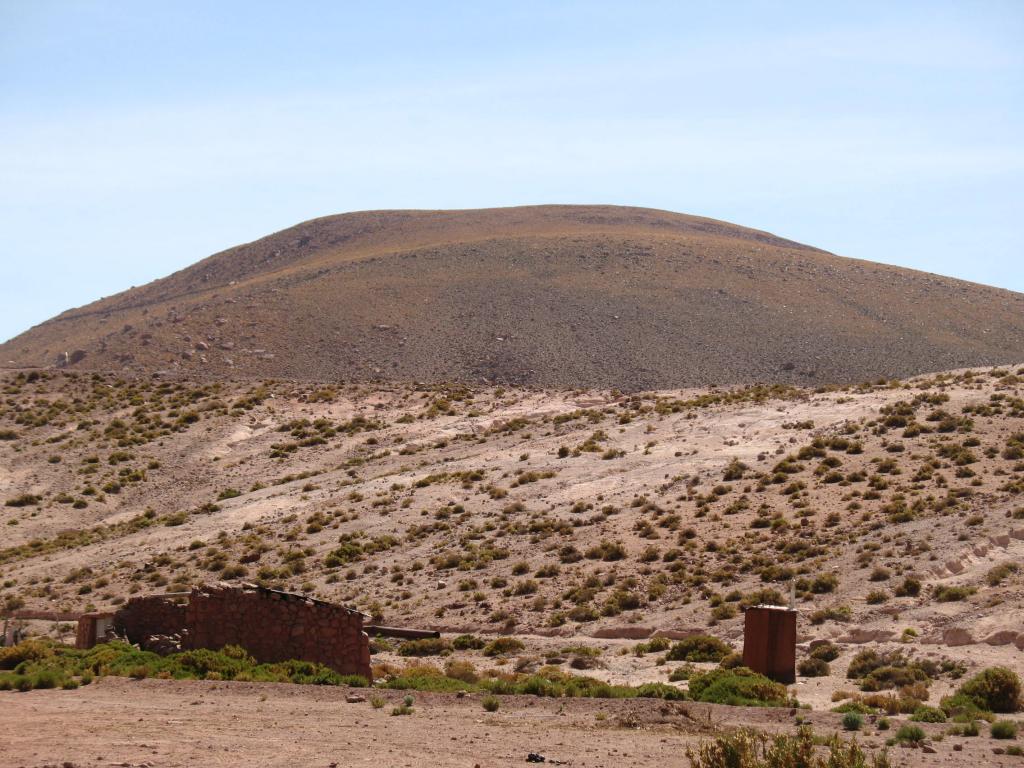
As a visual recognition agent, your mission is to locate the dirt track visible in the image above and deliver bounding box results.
[2,677,1018,768]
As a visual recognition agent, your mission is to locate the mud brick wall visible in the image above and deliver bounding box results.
[75,612,115,649]
[114,596,187,644]
[183,584,372,680]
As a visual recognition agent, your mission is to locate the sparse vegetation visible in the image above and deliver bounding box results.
[1,364,1022,762]
[0,640,367,690]
[944,667,1022,715]
[665,635,731,663]
[687,667,793,707]
[841,712,863,731]
[991,720,1018,739]
[686,727,890,768]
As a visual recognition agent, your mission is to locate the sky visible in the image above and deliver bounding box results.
[1,1,1022,344]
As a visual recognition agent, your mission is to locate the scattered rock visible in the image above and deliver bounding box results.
[589,626,653,640]
[983,630,1019,646]
[837,628,895,644]
[942,628,974,647]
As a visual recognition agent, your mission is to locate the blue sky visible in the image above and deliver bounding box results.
[2,1,1022,344]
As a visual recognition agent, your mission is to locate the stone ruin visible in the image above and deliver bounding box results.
[77,582,372,680]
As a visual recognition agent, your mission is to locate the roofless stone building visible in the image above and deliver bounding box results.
[77,582,372,681]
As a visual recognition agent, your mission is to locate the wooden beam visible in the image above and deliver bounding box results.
[364,625,440,640]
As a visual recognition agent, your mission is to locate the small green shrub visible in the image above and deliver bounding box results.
[482,695,500,712]
[809,642,840,662]
[669,664,696,682]
[951,667,1021,713]
[842,712,863,731]
[4,494,40,507]
[808,605,852,624]
[665,635,731,663]
[894,724,925,745]
[949,721,979,736]
[991,720,1018,739]
[986,562,1020,587]
[452,634,485,651]
[687,667,791,707]
[718,652,744,670]
[444,660,479,684]
[633,636,672,656]
[798,657,829,677]
[31,670,61,689]
[893,577,921,597]
[483,637,525,657]
[911,705,946,723]
[932,585,976,602]
[397,638,451,657]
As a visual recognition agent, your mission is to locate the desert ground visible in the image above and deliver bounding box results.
[3,676,1018,768]
[2,364,1023,765]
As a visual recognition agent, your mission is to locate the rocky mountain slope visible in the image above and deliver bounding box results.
[3,205,1023,388]
[2,366,1023,703]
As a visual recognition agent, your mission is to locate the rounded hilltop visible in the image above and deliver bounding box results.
[3,204,1023,389]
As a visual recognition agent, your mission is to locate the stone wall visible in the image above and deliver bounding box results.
[111,584,371,681]
[114,595,186,644]
[185,584,371,679]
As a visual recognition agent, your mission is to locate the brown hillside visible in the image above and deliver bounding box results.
[2,366,1023,723]
[3,205,1023,389]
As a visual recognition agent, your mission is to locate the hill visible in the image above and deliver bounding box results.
[2,205,1023,388]
[1,366,1022,718]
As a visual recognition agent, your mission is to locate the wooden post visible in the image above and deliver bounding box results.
[742,606,796,684]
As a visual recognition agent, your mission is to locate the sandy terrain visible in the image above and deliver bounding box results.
[3,676,1012,768]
